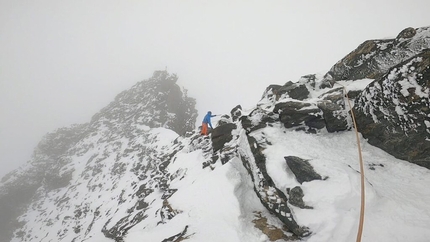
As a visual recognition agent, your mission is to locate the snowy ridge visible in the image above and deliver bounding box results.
[2,26,430,241]
[0,71,199,242]
[3,75,430,241]
[9,119,183,242]
[329,26,430,82]
[89,70,197,136]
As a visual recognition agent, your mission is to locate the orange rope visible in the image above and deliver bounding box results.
[337,82,366,242]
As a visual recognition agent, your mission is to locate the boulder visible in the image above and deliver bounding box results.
[288,186,313,209]
[241,137,309,237]
[240,108,278,133]
[353,50,430,169]
[317,101,348,132]
[317,87,348,133]
[211,123,237,152]
[280,83,310,101]
[396,27,416,39]
[273,101,325,131]
[216,114,231,126]
[267,82,310,101]
[299,74,317,88]
[263,85,283,101]
[230,105,242,122]
[285,156,322,184]
[326,26,430,82]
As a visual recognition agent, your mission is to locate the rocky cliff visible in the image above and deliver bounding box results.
[270,26,430,169]
[325,26,430,84]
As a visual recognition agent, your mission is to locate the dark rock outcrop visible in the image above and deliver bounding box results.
[239,136,310,237]
[259,77,352,133]
[353,50,430,169]
[248,26,430,171]
[326,26,430,84]
[273,101,325,132]
[161,226,189,242]
[240,107,278,134]
[285,156,322,184]
[317,87,349,132]
[288,186,313,209]
[216,114,232,126]
[397,27,417,39]
[230,105,243,122]
[211,123,237,152]
[264,81,310,101]
[260,77,352,133]
[317,100,348,132]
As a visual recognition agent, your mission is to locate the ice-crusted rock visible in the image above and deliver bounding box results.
[230,105,243,122]
[260,74,352,133]
[317,87,349,132]
[267,81,310,101]
[325,26,430,84]
[237,134,310,237]
[285,156,323,184]
[353,49,430,169]
[211,123,237,152]
[273,101,325,132]
[240,107,278,133]
[288,186,313,209]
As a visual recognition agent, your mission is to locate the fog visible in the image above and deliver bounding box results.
[1,0,429,178]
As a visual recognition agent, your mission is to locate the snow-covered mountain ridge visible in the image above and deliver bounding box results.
[326,26,430,83]
[0,71,198,242]
[1,26,430,242]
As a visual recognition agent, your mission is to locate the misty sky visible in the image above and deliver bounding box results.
[1,0,429,178]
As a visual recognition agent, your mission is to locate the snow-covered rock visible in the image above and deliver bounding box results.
[354,49,430,169]
[326,26,430,83]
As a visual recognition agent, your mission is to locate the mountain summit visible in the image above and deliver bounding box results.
[1,27,430,242]
[0,71,197,242]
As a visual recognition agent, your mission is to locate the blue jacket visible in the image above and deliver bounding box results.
[202,112,216,128]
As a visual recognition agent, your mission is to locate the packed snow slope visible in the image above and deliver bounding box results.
[1,26,430,242]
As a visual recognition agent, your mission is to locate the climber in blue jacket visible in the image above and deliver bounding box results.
[201,111,216,135]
